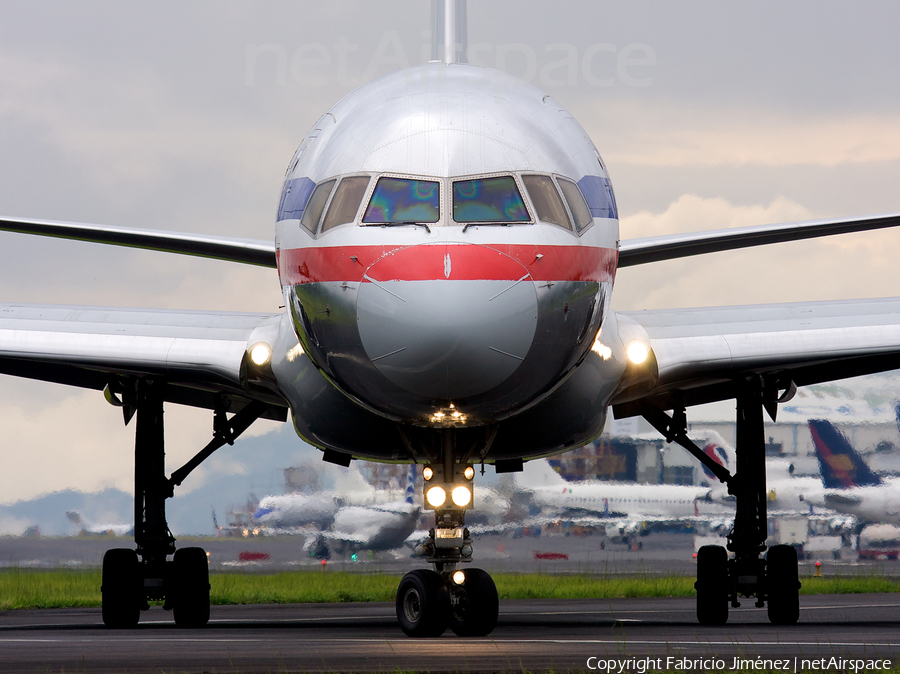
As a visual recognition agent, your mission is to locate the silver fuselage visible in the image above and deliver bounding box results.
[268,63,627,462]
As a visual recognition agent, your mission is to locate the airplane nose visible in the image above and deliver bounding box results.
[357,244,537,399]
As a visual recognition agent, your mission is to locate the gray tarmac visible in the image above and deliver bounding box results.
[1,595,899,673]
[0,531,890,576]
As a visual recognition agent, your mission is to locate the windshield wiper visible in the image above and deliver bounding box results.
[365,221,432,233]
[462,222,519,233]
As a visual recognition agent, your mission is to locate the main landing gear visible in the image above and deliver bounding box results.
[395,430,499,637]
[100,380,265,628]
[643,376,800,626]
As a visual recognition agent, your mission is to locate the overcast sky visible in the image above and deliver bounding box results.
[0,1,899,505]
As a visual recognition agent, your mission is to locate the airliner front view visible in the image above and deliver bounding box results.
[4,1,900,634]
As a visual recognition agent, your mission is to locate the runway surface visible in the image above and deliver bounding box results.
[2,594,899,673]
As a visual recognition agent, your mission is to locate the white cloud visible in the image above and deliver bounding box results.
[621,193,815,238]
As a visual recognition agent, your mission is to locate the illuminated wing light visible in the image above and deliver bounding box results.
[626,340,650,365]
[249,342,272,366]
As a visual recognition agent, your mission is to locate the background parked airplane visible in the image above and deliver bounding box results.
[254,465,421,558]
[66,511,133,537]
[804,419,900,526]
[512,457,725,536]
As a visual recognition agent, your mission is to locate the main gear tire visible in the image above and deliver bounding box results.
[766,544,800,625]
[172,547,211,628]
[449,568,499,637]
[695,545,728,626]
[396,569,449,637]
[101,548,141,628]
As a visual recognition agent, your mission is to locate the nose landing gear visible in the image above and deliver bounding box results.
[395,431,499,637]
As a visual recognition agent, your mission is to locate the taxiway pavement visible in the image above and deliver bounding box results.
[1,594,898,673]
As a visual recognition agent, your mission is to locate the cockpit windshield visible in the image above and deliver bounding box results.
[362,177,440,224]
[452,176,529,223]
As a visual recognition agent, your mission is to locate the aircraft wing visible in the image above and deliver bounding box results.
[618,211,900,267]
[612,297,900,414]
[0,303,287,418]
[0,216,277,267]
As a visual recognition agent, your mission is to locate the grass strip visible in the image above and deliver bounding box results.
[1,569,899,610]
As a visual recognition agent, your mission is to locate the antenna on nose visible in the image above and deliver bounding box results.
[431,0,467,64]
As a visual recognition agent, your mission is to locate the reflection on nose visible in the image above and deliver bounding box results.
[357,244,537,399]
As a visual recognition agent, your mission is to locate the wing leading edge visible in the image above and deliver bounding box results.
[612,297,900,415]
[0,216,277,268]
[0,304,287,419]
[618,211,900,267]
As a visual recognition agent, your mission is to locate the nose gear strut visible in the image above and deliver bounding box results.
[395,429,499,637]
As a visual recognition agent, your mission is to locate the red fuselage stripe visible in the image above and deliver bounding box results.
[277,244,618,284]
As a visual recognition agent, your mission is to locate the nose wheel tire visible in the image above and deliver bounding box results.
[101,548,141,628]
[450,568,499,636]
[396,569,450,637]
[695,545,728,626]
[172,547,211,628]
[766,544,800,625]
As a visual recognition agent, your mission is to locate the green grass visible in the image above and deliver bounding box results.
[0,568,102,609]
[1,569,899,610]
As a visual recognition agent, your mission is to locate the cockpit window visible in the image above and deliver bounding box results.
[362,177,440,224]
[320,176,370,232]
[452,176,529,223]
[557,177,593,232]
[522,174,572,230]
[300,179,335,233]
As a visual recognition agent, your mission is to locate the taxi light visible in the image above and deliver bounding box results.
[452,570,466,585]
[464,465,475,480]
[451,485,472,507]
[435,527,462,539]
[626,340,649,365]
[249,342,272,366]
[426,486,447,507]
[423,466,434,481]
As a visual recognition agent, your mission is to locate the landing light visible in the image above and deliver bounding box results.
[249,342,272,366]
[452,570,466,585]
[626,340,649,365]
[426,486,447,507]
[451,485,472,507]
[464,466,475,480]
[423,466,434,481]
